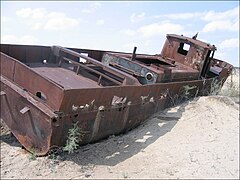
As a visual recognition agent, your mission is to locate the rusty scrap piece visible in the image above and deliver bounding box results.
[0,34,233,155]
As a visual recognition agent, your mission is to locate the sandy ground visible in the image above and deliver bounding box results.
[1,71,239,179]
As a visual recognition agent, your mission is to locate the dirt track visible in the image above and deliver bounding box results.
[1,94,239,179]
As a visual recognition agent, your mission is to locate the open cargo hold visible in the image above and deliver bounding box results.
[0,34,233,155]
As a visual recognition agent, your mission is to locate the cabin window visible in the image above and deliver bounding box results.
[177,43,190,56]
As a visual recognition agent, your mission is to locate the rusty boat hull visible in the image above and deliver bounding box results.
[0,34,233,155]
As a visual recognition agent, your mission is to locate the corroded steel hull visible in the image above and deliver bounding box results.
[0,35,233,155]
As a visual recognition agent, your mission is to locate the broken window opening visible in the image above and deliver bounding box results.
[36,91,47,101]
[177,43,190,56]
[79,53,88,63]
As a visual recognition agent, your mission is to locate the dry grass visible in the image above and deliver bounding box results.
[220,68,239,98]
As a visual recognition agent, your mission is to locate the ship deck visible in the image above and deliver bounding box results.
[28,63,100,89]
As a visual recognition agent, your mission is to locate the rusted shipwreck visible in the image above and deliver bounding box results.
[0,34,233,155]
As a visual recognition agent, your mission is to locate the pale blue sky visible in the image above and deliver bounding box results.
[1,1,239,66]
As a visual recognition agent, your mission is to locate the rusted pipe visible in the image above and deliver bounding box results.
[131,46,137,61]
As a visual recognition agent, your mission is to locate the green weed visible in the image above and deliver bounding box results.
[63,122,82,154]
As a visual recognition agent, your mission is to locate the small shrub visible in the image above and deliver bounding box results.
[220,83,239,97]
[209,78,223,95]
[220,69,239,98]
[167,85,198,106]
[181,85,197,99]
[63,122,82,154]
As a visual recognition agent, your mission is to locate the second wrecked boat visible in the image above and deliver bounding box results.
[0,34,233,155]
